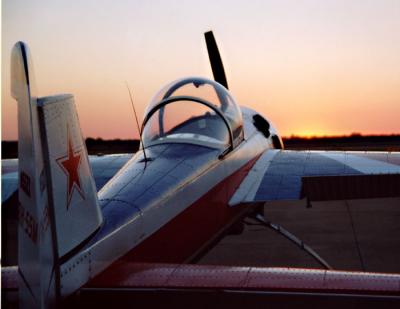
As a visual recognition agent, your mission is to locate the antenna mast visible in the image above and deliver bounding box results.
[126,82,148,163]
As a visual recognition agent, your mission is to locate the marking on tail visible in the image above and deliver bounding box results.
[18,202,38,244]
[56,125,85,210]
[20,171,31,197]
[41,204,50,234]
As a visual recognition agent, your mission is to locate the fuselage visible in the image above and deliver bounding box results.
[84,107,276,268]
[58,106,277,296]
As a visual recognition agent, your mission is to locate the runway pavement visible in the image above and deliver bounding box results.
[198,197,400,273]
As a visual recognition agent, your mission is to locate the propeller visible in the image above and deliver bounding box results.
[204,31,229,89]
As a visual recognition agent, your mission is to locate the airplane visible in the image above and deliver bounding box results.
[2,31,400,308]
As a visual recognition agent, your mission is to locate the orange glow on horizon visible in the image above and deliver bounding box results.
[287,130,329,139]
[2,1,400,141]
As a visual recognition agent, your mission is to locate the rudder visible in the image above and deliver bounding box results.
[11,42,102,308]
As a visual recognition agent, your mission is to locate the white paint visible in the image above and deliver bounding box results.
[12,42,57,309]
[60,210,143,296]
[320,152,400,174]
[229,149,279,206]
[59,122,271,297]
[40,95,103,258]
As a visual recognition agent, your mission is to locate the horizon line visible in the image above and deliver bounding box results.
[2,133,400,143]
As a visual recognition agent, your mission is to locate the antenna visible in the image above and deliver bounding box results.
[125,82,149,164]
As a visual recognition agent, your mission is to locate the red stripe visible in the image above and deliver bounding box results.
[100,156,259,269]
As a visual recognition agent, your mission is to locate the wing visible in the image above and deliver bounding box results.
[1,159,19,203]
[1,154,132,203]
[3,263,400,306]
[87,154,133,190]
[230,149,400,205]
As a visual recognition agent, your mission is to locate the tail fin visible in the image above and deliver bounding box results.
[12,42,102,308]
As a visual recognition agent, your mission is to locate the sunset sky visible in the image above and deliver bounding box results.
[2,0,400,140]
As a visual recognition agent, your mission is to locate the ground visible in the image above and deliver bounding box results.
[199,197,400,273]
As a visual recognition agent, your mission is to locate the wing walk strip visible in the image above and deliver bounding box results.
[4,264,400,295]
[88,263,400,295]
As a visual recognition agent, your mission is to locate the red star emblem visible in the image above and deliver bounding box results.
[56,130,85,210]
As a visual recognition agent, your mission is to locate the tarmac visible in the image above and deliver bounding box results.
[198,197,400,273]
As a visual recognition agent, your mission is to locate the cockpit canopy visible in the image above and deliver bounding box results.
[142,77,244,150]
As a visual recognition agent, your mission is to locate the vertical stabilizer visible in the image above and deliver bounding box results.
[11,42,102,308]
[37,94,102,258]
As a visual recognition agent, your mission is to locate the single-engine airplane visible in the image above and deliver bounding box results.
[2,31,400,308]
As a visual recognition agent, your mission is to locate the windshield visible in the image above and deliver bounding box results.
[142,77,244,149]
[142,98,230,148]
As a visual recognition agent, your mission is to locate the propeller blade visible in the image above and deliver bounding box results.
[204,31,228,89]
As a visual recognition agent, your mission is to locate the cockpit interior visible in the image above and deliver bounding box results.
[142,77,244,151]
